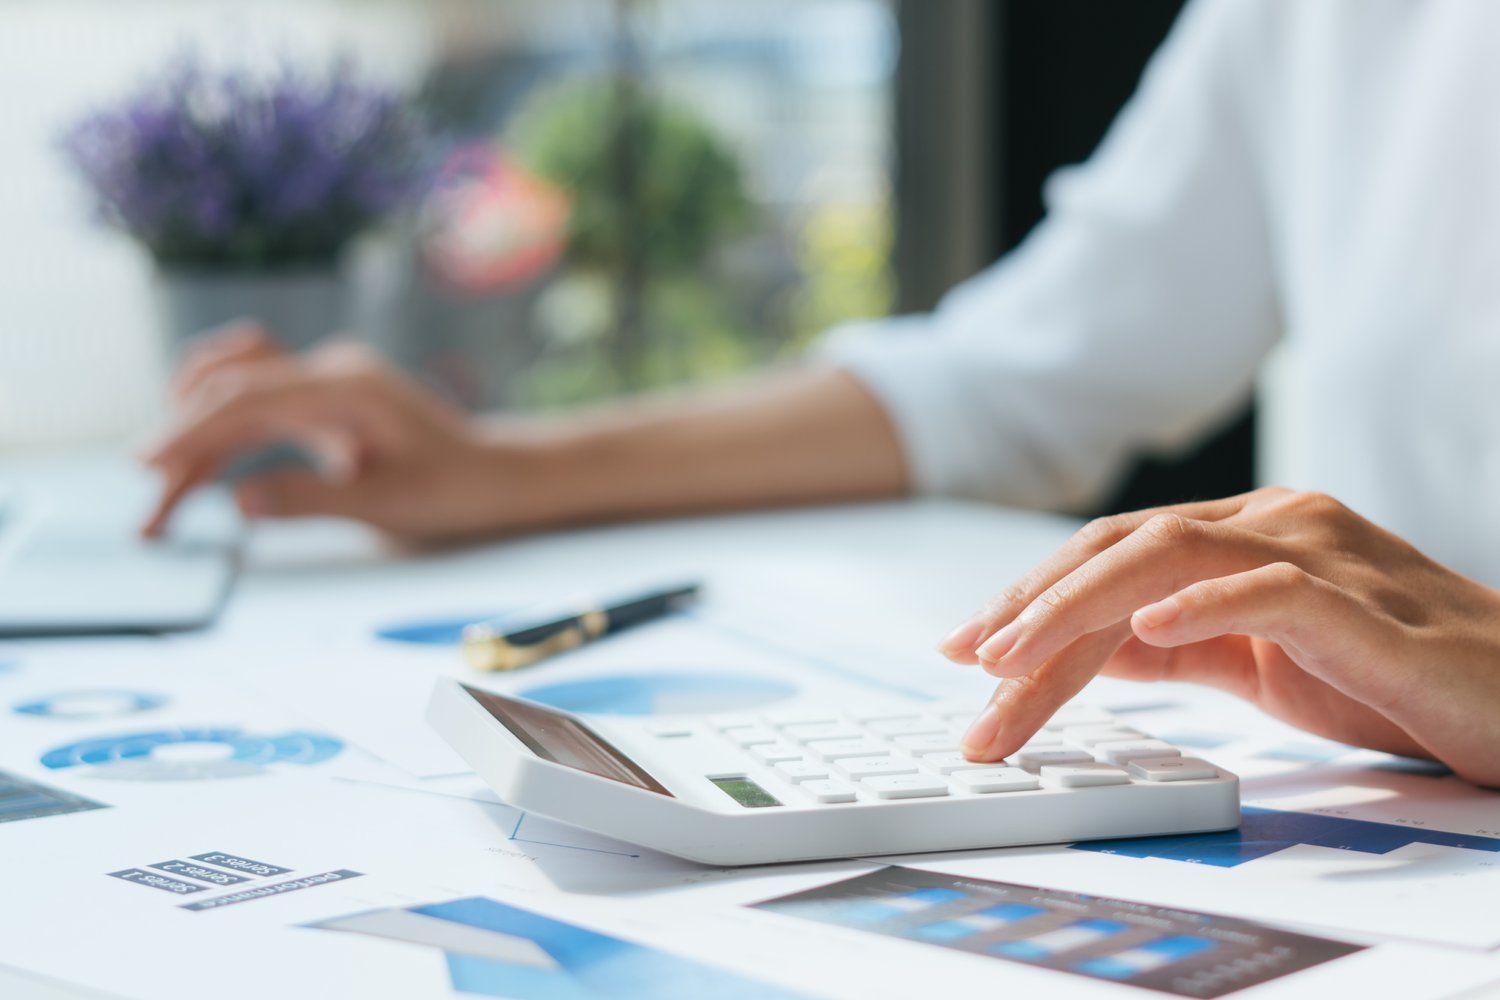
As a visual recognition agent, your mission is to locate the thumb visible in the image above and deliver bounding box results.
[234,470,364,521]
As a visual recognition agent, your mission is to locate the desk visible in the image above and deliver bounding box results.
[2,483,1498,999]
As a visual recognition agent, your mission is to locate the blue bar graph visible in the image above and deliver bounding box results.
[992,918,1127,960]
[1073,806,1500,867]
[912,902,1045,942]
[835,886,965,924]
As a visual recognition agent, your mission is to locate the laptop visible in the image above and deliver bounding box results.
[0,454,240,636]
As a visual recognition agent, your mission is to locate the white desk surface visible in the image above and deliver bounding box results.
[1,467,1498,999]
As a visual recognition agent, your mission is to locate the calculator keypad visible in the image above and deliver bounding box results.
[694,704,1213,807]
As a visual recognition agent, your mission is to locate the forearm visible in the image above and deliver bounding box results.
[492,367,910,529]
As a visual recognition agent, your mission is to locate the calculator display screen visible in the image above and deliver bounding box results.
[710,776,781,809]
[461,685,672,796]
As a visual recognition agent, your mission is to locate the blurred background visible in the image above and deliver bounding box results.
[0,0,1243,516]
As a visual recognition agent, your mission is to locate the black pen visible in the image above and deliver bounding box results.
[461,582,702,672]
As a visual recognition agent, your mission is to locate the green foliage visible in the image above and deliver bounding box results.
[508,78,753,273]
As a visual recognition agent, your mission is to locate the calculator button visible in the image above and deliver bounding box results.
[806,738,889,759]
[1063,726,1147,748]
[922,751,996,774]
[644,721,695,738]
[774,760,830,783]
[1128,757,1218,782]
[1041,705,1114,730]
[802,779,857,804]
[1094,739,1181,765]
[761,708,840,727]
[866,716,946,737]
[861,774,950,799]
[781,722,863,742]
[892,734,959,753]
[1041,763,1132,787]
[723,726,780,746]
[835,756,920,779]
[952,767,1040,793]
[845,705,922,722]
[752,741,806,763]
[708,714,760,730]
[1013,748,1093,772]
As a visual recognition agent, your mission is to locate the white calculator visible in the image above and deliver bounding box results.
[427,680,1239,866]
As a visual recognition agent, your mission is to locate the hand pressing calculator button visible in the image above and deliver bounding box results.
[922,751,997,774]
[430,681,1241,866]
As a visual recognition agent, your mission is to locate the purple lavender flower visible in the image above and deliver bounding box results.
[61,57,430,269]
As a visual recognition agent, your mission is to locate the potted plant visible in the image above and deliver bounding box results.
[62,58,428,358]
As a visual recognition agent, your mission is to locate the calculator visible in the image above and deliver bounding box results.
[427,680,1240,866]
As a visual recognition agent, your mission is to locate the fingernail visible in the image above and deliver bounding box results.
[961,702,1003,755]
[1133,596,1181,629]
[936,618,985,655]
[975,622,1019,664]
[325,448,357,484]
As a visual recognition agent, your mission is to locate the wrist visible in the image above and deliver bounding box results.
[467,419,603,534]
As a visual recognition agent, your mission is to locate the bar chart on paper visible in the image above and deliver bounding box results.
[755,867,1362,999]
[1072,806,1500,867]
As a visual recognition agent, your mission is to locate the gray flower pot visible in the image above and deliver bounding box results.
[154,267,349,361]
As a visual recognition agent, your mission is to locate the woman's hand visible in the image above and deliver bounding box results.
[937,487,1500,786]
[141,324,546,544]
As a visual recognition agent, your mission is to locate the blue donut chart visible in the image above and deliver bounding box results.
[518,673,797,716]
[39,727,343,780]
[376,614,502,646]
[13,690,169,719]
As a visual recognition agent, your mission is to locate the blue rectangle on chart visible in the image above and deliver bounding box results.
[912,921,981,942]
[993,940,1051,960]
[912,902,1046,941]
[1075,957,1141,980]
[1077,919,1127,934]
[1140,935,1216,959]
[150,860,251,886]
[188,852,291,877]
[906,888,965,905]
[107,868,205,895]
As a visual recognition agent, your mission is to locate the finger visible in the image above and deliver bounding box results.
[1100,633,1260,700]
[1129,561,1397,701]
[960,621,1131,762]
[140,464,208,538]
[936,494,1257,663]
[976,514,1288,677]
[173,321,283,401]
[145,374,363,474]
[235,470,364,521]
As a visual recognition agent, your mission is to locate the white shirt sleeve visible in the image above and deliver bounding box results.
[820,0,1280,512]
